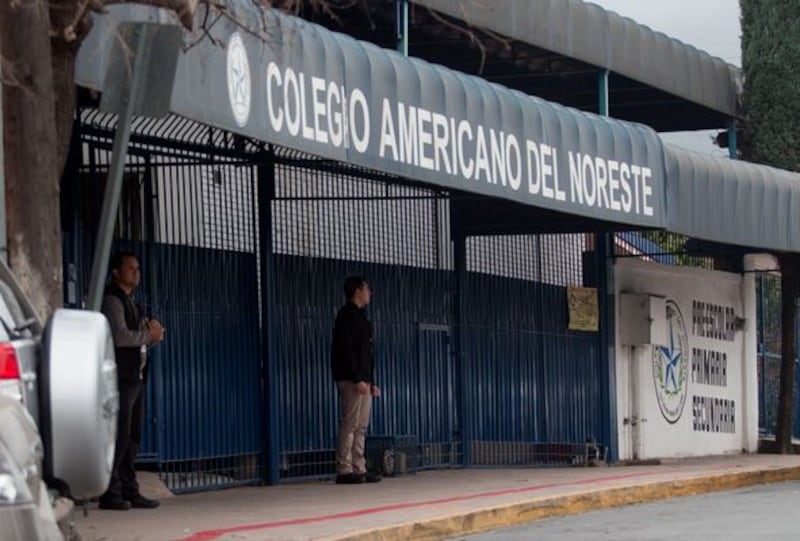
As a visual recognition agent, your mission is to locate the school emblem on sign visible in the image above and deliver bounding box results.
[227,32,251,127]
[652,300,689,424]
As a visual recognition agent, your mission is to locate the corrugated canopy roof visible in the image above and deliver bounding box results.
[411,0,741,118]
[665,146,800,253]
[74,2,800,254]
[76,2,667,230]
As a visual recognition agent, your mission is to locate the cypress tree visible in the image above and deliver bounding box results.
[741,0,800,453]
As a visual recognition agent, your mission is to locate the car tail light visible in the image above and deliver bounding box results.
[0,344,22,402]
[0,344,20,379]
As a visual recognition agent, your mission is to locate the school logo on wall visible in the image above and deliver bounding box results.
[227,32,251,127]
[652,300,689,424]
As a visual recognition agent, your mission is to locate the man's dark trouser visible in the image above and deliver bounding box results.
[102,380,144,502]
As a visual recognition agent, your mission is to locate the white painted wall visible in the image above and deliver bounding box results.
[615,258,758,460]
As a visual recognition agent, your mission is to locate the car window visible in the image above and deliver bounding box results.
[0,280,25,340]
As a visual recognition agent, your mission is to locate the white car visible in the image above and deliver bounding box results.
[0,260,117,540]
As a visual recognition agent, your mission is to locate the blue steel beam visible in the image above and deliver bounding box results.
[396,0,409,56]
[728,120,738,160]
[597,69,618,461]
[451,204,470,467]
[258,147,281,484]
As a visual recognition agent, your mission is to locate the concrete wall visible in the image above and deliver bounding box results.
[615,258,758,460]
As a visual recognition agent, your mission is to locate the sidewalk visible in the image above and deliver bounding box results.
[74,454,800,541]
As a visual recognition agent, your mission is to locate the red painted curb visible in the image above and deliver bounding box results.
[180,469,683,541]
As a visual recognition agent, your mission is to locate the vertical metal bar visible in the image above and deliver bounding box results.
[795,293,800,439]
[223,159,235,249]
[62,120,83,307]
[728,120,738,160]
[258,147,281,484]
[450,201,469,466]
[535,234,547,439]
[167,159,176,245]
[595,233,618,461]
[396,0,409,56]
[142,154,163,463]
[597,69,618,460]
[249,165,261,476]
[757,273,764,431]
[86,144,99,305]
[87,28,148,310]
[598,69,610,116]
[143,156,155,244]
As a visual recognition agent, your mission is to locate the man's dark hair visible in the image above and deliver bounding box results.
[343,276,368,299]
[110,251,138,272]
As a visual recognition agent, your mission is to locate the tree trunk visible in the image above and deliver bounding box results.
[50,0,85,177]
[775,255,799,454]
[1,0,308,321]
[1,0,63,320]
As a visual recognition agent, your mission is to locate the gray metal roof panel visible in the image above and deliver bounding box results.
[665,145,800,252]
[76,2,667,228]
[76,2,800,254]
[411,0,741,117]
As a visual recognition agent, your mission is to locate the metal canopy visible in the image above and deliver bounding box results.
[411,0,741,120]
[76,2,666,229]
[74,3,800,253]
[292,0,739,132]
[665,145,800,253]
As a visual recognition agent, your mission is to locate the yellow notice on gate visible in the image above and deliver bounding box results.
[567,286,599,332]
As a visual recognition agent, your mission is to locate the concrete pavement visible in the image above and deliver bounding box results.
[74,454,800,541]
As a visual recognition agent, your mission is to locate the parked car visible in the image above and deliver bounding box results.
[0,259,117,540]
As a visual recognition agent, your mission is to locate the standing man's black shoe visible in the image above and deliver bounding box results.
[98,498,131,511]
[126,494,160,509]
[363,472,382,483]
[335,473,365,484]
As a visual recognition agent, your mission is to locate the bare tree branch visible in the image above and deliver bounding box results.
[61,0,106,43]
[105,0,199,29]
[421,2,511,74]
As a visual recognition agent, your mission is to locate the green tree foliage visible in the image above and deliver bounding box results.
[741,0,800,452]
[640,231,712,269]
[740,0,800,170]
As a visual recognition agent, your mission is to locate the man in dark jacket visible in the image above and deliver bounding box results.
[331,276,382,484]
[99,252,165,510]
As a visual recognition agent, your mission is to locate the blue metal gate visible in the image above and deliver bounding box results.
[65,111,264,491]
[463,240,604,466]
[416,324,457,467]
[269,150,608,478]
[66,110,615,490]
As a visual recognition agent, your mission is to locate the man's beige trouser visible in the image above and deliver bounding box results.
[335,381,372,475]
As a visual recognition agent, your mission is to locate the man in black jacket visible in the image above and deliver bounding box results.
[99,252,165,510]
[331,276,382,484]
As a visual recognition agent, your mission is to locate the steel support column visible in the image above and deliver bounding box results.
[258,147,281,484]
[728,120,738,160]
[598,69,610,116]
[396,0,409,56]
[595,232,618,461]
[597,69,618,461]
[450,202,470,466]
